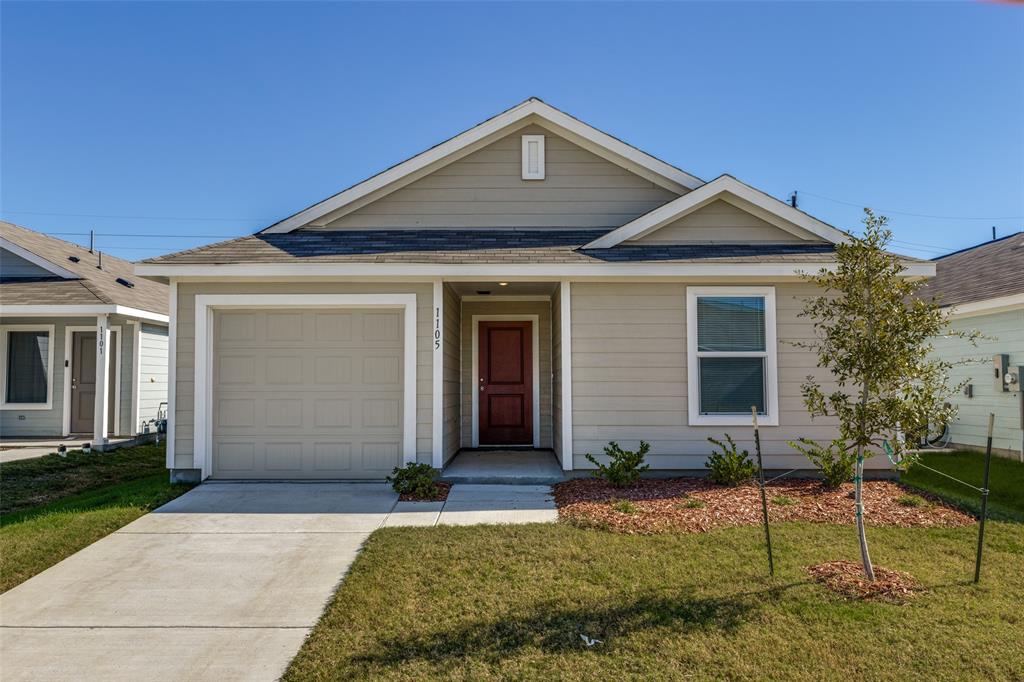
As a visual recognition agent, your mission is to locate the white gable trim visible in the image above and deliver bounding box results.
[944,293,1024,319]
[261,99,704,234]
[0,237,80,280]
[583,176,850,249]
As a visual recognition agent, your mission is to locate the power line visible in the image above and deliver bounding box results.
[798,191,1024,221]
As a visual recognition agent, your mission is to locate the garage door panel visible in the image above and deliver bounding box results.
[361,442,401,471]
[314,443,352,471]
[212,308,403,480]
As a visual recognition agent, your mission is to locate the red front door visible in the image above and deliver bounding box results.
[478,320,533,445]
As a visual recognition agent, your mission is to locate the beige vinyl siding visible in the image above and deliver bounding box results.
[569,282,863,471]
[442,283,461,463]
[552,286,563,457]
[631,199,811,244]
[138,323,169,432]
[460,299,553,448]
[317,125,681,230]
[172,282,433,471]
[932,308,1023,456]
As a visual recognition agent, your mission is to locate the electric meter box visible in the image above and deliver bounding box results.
[994,354,1009,392]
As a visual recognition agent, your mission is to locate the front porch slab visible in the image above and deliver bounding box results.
[441,449,566,484]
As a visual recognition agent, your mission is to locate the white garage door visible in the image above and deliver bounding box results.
[211,308,404,479]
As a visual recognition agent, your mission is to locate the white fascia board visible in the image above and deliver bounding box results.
[0,304,169,323]
[260,99,704,234]
[134,261,935,280]
[944,293,1024,319]
[0,237,80,279]
[583,176,851,249]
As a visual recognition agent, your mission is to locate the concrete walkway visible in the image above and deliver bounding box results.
[0,481,556,682]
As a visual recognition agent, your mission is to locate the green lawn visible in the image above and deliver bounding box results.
[0,443,191,593]
[902,450,1024,521]
[1,442,170,514]
[285,521,1024,681]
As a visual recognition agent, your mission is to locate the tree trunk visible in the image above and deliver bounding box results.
[854,448,875,581]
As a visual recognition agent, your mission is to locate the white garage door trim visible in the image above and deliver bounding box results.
[193,293,417,480]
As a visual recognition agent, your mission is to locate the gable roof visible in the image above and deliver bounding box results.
[918,231,1024,310]
[583,175,850,248]
[261,98,705,234]
[1,221,168,317]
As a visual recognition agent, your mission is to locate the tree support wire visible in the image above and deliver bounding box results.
[752,407,774,576]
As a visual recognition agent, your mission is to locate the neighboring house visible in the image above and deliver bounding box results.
[0,222,170,446]
[136,98,933,482]
[921,233,1024,458]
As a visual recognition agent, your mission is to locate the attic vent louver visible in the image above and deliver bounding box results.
[116,277,134,288]
[521,134,545,180]
[68,256,80,263]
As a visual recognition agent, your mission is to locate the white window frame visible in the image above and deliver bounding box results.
[686,286,778,426]
[0,324,56,410]
[521,134,545,180]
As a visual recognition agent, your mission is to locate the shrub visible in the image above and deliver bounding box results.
[585,441,651,487]
[898,494,928,508]
[772,495,797,506]
[610,498,638,514]
[788,438,856,488]
[386,462,439,499]
[678,498,706,510]
[706,434,757,486]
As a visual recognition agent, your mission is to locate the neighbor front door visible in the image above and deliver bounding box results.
[70,331,116,434]
[478,320,533,445]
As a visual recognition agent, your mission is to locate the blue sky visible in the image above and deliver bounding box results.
[2,1,1022,261]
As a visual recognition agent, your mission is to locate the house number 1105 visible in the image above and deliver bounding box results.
[434,307,441,350]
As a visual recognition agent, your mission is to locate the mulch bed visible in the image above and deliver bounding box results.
[553,477,975,535]
[808,560,923,603]
[398,481,452,502]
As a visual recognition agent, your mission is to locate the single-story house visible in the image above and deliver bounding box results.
[136,98,933,482]
[1,222,170,446]
[922,232,1024,458]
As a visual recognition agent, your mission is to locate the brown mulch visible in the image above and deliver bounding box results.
[808,560,923,603]
[398,481,452,502]
[553,477,975,535]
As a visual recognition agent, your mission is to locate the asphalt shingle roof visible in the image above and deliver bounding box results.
[1,221,168,314]
[919,232,1024,307]
[142,229,840,265]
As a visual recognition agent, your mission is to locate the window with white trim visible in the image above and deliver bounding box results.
[1,325,55,409]
[686,287,778,426]
[521,134,545,180]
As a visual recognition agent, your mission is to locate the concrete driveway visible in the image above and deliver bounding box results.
[0,481,556,681]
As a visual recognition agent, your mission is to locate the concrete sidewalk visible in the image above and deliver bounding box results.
[0,481,556,682]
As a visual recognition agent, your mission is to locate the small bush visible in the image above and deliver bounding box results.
[788,438,855,488]
[386,462,439,499]
[772,495,797,507]
[898,494,928,508]
[610,498,638,514]
[586,441,651,488]
[678,498,706,510]
[706,435,757,486]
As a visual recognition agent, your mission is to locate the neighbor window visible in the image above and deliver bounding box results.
[1,325,54,409]
[686,288,777,426]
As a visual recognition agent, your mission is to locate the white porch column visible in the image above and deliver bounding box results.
[93,313,111,446]
[431,279,444,468]
[559,280,573,471]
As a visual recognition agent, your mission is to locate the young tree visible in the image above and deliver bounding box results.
[796,209,975,580]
